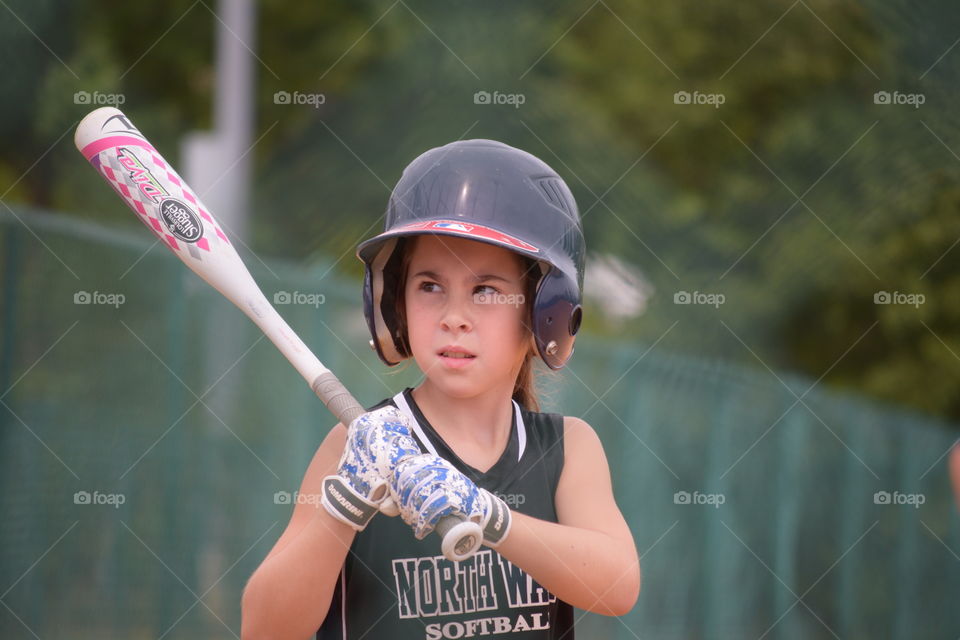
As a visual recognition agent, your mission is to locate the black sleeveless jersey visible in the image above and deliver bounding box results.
[317,387,575,640]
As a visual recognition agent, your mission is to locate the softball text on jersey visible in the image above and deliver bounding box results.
[392,549,557,638]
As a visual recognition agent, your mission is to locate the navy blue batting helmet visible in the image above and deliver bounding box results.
[356,139,585,370]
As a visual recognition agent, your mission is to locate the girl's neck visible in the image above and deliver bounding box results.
[410,381,515,450]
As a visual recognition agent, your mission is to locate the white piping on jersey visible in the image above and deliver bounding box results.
[339,565,347,640]
[515,400,527,460]
[392,391,440,457]
[392,391,527,462]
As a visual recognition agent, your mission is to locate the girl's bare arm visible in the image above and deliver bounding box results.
[495,416,640,616]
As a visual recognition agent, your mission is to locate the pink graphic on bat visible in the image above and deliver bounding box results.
[81,136,232,258]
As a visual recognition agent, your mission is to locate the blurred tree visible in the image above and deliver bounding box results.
[544,0,960,421]
[784,168,960,418]
[0,0,386,224]
[3,0,960,421]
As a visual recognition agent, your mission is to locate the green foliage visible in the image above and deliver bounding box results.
[785,169,960,418]
[1,0,959,422]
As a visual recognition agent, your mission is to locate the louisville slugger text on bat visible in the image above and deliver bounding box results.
[75,106,481,561]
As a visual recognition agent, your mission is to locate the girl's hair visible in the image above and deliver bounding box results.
[392,236,549,412]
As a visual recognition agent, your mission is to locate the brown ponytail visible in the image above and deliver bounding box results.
[511,255,552,412]
[511,349,541,412]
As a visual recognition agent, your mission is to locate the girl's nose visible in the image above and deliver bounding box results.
[440,294,473,332]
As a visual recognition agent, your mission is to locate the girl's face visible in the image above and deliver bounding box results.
[403,234,533,398]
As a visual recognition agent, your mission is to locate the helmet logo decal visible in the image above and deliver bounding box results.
[390,219,541,253]
[432,221,473,232]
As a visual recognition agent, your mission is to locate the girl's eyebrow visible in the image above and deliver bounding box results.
[412,269,511,283]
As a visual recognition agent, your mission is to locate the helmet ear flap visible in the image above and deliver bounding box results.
[531,266,582,369]
[380,238,411,358]
[363,237,411,366]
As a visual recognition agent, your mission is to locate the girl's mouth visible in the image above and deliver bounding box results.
[438,350,477,368]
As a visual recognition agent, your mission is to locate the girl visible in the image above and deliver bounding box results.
[241,140,640,639]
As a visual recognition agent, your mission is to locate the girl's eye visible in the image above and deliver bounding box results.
[419,281,441,293]
[474,285,506,305]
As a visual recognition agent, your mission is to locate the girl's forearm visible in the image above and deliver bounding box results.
[241,512,354,640]
[495,511,640,616]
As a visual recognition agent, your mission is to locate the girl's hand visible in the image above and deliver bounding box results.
[391,454,512,546]
[320,407,422,530]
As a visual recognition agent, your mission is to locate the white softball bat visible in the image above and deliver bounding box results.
[75,107,481,562]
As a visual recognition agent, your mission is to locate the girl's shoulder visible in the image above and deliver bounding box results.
[560,415,608,462]
[519,405,597,439]
[514,407,603,448]
[513,410,607,471]
[561,415,598,438]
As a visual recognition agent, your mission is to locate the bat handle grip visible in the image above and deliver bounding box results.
[311,373,484,561]
[312,372,367,428]
[436,516,483,561]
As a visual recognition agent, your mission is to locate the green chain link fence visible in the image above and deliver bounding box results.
[1,208,958,639]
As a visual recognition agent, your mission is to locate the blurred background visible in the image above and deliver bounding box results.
[2,0,959,637]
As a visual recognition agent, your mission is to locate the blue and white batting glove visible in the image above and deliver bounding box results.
[321,407,422,531]
[390,454,512,547]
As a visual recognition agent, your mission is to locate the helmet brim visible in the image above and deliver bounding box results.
[356,218,544,266]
